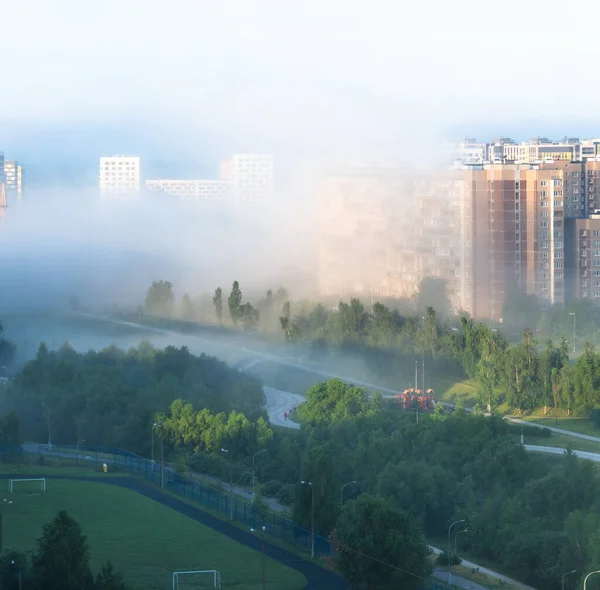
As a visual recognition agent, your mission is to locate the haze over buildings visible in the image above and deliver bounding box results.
[317,144,600,322]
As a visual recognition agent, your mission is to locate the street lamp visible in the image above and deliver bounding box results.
[221,448,233,519]
[250,525,267,590]
[570,312,576,354]
[41,403,51,448]
[76,438,86,467]
[454,528,468,553]
[340,480,357,509]
[562,569,576,590]
[10,559,21,590]
[447,519,466,585]
[252,450,267,497]
[584,570,600,590]
[151,422,161,464]
[0,498,14,553]
[301,480,315,559]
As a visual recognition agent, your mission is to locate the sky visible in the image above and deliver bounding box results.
[3,0,600,184]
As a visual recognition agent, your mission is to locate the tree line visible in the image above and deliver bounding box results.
[142,278,600,417]
[0,341,266,454]
[261,380,600,589]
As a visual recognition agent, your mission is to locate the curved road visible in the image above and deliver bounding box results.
[0,473,348,590]
[264,387,303,429]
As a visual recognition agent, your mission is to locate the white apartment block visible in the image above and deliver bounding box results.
[4,161,22,201]
[145,179,232,201]
[221,154,274,205]
[99,156,140,195]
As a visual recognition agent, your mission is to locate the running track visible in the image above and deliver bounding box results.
[0,474,348,590]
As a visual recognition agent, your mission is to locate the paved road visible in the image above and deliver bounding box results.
[525,444,600,462]
[433,568,487,590]
[0,473,349,590]
[429,545,536,590]
[508,417,600,442]
[264,387,303,429]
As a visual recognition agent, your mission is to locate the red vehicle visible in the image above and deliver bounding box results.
[396,388,436,411]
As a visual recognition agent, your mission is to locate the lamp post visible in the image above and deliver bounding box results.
[252,449,267,497]
[454,528,468,553]
[340,480,356,509]
[584,570,600,590]
[76,438,86,467]
[221,448,233,519]
[447,519,466,585]
[151,422,161,464]
[570,312,576,354]
[161,427,165,490]
[562,569,576,590]
[41,403,51,448]
[0,498,14,553]
[250,525,267,590]
[10,559,21,590]
[301,480,315,559]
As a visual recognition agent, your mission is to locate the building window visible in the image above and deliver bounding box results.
[554,200,563,207]
[541,180,548,187]
[541,222,549,228]
[541,242,548,249]
[541,191,548,197]
[542,253,549,259]
[555,251,564,258]
[541,201,548,207]
[555,241,564,248]
[541,211,549,218]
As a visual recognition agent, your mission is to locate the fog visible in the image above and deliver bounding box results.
[2,0,600,363]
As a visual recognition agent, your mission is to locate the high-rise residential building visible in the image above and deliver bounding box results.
[145,179,232,201]
[220,154,273,205]
[99,156,140,195]
[317,165,411,300]
[565,215,600,305]
[4,161,23,202]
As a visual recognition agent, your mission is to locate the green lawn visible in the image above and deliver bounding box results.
[511,433,600,455]
[2,479,306,590]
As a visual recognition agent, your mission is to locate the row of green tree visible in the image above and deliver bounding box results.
[1,510,130,590]
[0,341,266,454]
[167,378,600,589]
[271,381,600,589]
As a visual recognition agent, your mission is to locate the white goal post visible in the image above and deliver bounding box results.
[172,570,221,590]
[9,478,46,493]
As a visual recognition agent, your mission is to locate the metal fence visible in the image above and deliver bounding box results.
[20,444,452,589]
[26,443,333,558]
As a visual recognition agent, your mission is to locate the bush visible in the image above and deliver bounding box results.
[260,480,282,498]
[276,484,295,505]
[435,551,462,566]
[187,452,228,477]
[237,471,252,486]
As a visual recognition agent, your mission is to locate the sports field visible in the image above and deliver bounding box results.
[2,478,306,590]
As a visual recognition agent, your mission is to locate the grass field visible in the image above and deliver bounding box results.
[2,478,306,590]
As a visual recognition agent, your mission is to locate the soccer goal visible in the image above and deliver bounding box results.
[9,478,46,493]
[172,570,221,590]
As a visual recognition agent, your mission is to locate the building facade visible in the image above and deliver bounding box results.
[99,156,140,195]
[220,154,273,205]
[145,179,232,201]
[4,160,22,202]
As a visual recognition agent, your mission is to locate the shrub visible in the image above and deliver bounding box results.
[260,480,282,498]
[435,551,462,566]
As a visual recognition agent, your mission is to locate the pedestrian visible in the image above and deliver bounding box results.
[284,411,288,421]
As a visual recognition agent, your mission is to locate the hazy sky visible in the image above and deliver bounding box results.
[2,0,600,182]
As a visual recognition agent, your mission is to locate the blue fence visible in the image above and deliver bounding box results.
[27,443,333,558]
[21,443,452,589]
